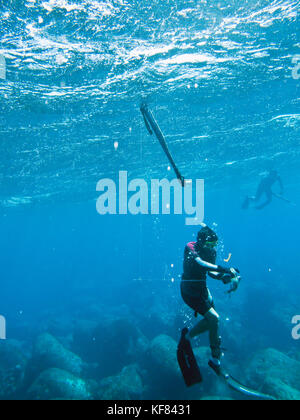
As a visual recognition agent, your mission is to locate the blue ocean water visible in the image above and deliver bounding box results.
[0,0,300,400]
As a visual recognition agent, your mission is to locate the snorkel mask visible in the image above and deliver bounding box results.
[205,240,218,249]
[197,224,219,249]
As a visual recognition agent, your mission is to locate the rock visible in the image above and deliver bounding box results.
[194,346,211,363]
[149,334,181,379]
[294,351,300,363]
[98,365,143,400]
[262,377,300,400]
[32,333,84,376]
[73,318,142,377]
[144,334,186,399]
[246,348,300,400]
[0,340,27,399]
[27,368,92,400]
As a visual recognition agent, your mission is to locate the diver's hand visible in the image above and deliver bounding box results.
[229,268,240,278]
[221,274,233,284]
[227,275,241,294]
[221,268,240,284]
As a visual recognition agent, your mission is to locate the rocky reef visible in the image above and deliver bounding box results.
[32,333,84,376]
[97,365,143,400]
[245,348,300,400]
[0,340,27,400]
[27,368,93,400]
[1,297,300,400]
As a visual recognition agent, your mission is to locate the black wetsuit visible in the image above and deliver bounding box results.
[181,242,217,316]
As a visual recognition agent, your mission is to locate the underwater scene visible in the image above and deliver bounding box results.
[0,0,300,402]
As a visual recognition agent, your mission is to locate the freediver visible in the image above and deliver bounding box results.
[243,170,284,210]
[179,225,241,377]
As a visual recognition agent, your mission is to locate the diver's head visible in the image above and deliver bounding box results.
[197,224,218,249]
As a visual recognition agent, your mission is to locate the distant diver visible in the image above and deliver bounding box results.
[140,103,185,186]
[242,170,284,210]
[178,224,241,383]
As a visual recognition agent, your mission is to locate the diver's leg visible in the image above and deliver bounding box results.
[243,184,264,209]
[243,187,260,209]
[185,288,213,339]
[204,308,222,362]
[256,190,272,210]
[255,185,264,203]
[188,318,210,338]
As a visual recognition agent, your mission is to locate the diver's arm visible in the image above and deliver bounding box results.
[208,271,237,284]
[195,256,232,275]
[208,271,225,280]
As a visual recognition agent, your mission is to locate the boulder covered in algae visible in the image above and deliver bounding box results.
[27,368,93,400]
[245,348,300,400]
[0,340,28,399]
[73,317,144,377]
[144,334,185,399]
[149,334,181,379]
[97,364,143,400]
[32,333,84,376]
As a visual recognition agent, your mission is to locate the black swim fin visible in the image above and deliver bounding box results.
[177,328,202,387]
[208,361,276,400]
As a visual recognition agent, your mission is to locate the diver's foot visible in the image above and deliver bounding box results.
[208,360,230,379]
[208,359,222,375]
[212,357,220,365]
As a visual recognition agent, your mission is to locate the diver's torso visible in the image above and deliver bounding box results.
[260,176,277,190]
[182,242,216,296]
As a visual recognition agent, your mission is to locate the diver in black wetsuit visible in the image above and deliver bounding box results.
[180,225,241,372]
[243,170,284,210]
